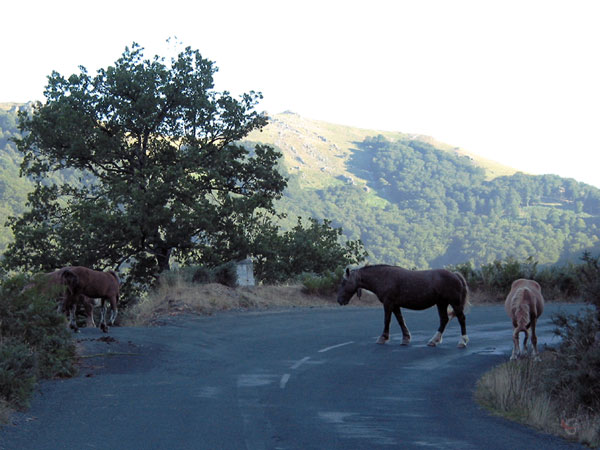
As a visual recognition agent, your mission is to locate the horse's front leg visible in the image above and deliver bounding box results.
[392,306,411,345]
[84,297,95,328]
[68,303,79,332]
[377,304,393,344]
[428,304,449,346]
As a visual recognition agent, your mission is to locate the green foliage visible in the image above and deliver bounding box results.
[3,43,286,292]
[278,135,600,270]
[160,261,239,288]
[3,105,600,284]
[251,217,368,283]
[447,253,600,302]
[0,274,76,411]
[545,308,600,411]
[213,262,238,288]
[0,339,37,409]
[300,267,345,296]
[578,251,600,315]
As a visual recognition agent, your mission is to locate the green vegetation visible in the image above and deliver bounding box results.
[0,45,364,295]
[0,274,76,420]
[274,134,600,269]
[476,253,600,447]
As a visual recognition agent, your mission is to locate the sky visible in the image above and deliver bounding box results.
[2,0,599,187]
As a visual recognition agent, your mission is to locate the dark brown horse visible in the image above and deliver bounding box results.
[337,265,470,347]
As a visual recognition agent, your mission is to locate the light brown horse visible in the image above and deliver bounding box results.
[337,265,470,348]
[504,278,545,360]
[24,270,96,329]
[61,267,120,333]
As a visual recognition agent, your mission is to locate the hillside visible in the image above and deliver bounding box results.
[245,112,600,268]
[1,105,599,269]
[246,112,516,190]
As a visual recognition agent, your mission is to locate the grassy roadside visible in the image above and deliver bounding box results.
[121,278,380,327]
[476,331,600,447]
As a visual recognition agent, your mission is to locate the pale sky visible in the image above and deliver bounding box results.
[2,0,599,187]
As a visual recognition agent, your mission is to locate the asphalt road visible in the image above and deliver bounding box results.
[0,303,589,450]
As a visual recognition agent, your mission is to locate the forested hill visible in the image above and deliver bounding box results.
[245,112,600,268]
[1,105,599,268]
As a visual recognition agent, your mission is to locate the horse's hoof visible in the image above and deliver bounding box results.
[427,340,438,347]
[376,336,388,345]
[401,338,411,346]
[457,335,469,348]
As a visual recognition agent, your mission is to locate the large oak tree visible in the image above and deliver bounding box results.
[5,43,288,289]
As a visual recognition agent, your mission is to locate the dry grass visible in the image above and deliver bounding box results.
[122,278,380,327]
[476,354,600,447]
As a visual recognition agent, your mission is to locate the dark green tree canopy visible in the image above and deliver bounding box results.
[6,43,287,289]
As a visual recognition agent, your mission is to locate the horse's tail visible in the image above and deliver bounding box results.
[513,288,531,330]
[449,271,470,319]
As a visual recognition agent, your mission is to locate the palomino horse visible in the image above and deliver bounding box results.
[337,265,470,347]
[60,267,120,333]
[504,278,545,360]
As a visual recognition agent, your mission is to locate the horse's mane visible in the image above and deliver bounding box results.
[108,270,120,284]
[359,264,393,271]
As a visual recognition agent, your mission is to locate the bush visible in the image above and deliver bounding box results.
[0,274,76,414]
[545,308,600,411]
[161,262,239,288]
[0,339,37,409]
[300,267,344,296]
[214,262,237,288]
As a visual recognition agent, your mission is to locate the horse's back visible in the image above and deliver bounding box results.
[505,279,544,318]
[66,266,120,298]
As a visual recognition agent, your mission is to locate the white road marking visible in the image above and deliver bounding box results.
[291,356,311,370]
[280,373,291,389]
[318,341,354,353]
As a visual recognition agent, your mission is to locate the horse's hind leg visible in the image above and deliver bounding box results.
[108,295,118,325]
[99,300,108,333]
[377,304,393,344]
[428,304,449,347]
[530,319,540,361]
[393,306,411,345]
[453,307,469,348]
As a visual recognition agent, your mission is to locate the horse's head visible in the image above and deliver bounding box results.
[337,268,360,305]
[60,269,81,295]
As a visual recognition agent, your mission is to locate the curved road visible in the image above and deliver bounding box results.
[0,303,588,449]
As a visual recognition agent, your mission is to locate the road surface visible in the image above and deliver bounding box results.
[0,303,588,449]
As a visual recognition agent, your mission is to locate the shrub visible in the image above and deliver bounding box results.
[545,308,600,411]
[214,262,237,288]
[0,339,37,409]
[161,262,239,288]
[191,267,212,284]
[0,274,76,414]
[300,267,344,296]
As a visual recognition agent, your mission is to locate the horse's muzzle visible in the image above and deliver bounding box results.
[337,296,349,306]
